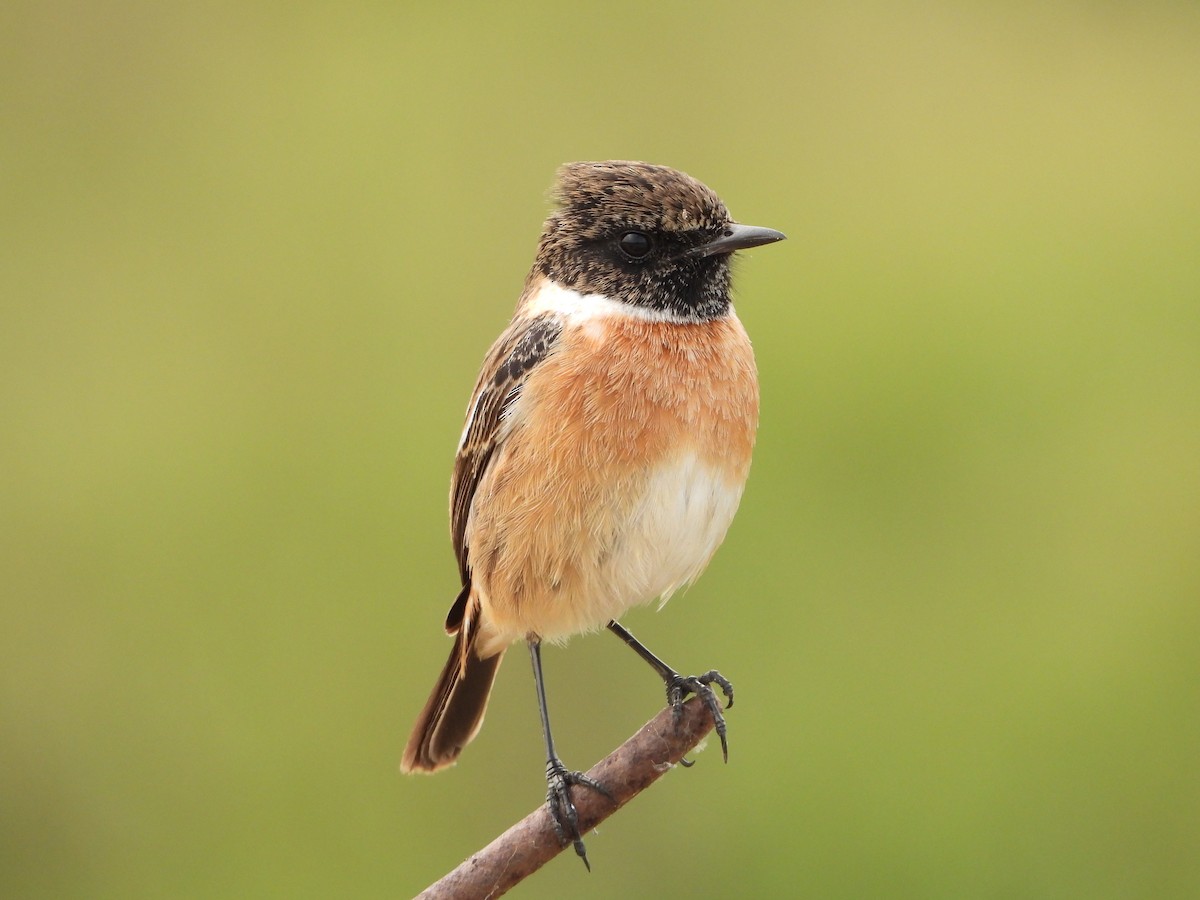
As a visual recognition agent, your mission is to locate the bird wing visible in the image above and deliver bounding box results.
[444,313,563,631]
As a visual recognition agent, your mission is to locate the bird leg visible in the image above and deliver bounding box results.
[528,639,612,869]
[606,620,734,762]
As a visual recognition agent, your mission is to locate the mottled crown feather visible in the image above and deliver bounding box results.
[548,161,731,239]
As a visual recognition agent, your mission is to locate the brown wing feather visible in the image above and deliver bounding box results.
[449,314,563,595]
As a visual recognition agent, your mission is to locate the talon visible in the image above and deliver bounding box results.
[545,759,613,869]
[700,669,734,709]
[664,670,734,763]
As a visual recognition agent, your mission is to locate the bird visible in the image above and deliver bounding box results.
[400,160,785,867]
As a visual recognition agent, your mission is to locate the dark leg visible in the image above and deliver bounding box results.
[606,621,734,762]
[528,639,612,870]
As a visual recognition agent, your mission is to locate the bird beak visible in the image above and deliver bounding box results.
[686,224,787,259]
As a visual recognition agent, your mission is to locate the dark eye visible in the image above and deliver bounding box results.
[618,231,653,260]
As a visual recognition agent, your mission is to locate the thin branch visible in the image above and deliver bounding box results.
[414,698,719,899]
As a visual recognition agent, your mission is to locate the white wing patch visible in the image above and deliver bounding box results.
[457,393,482,453]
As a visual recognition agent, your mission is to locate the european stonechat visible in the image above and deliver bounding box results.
[401,161,785,866]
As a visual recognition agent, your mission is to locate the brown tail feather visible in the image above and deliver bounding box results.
[400,630,504,773]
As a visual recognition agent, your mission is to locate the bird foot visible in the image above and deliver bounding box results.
[666,670,734,763]
[545,758,613,870]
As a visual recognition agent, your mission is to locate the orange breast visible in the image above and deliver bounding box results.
[467,312,758,648]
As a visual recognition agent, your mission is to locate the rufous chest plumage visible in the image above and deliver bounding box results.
[465,305,758,646]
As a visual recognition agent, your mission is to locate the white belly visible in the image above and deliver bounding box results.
[530,451,746,641]
[617,452,744,603]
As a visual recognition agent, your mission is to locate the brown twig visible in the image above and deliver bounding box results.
[414,698,719,899]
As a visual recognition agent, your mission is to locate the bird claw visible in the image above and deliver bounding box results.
[545,759,613,870]
[666,670,734,763]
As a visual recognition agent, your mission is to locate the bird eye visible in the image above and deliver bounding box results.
[618,231,653,260]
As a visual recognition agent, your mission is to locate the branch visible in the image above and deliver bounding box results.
[414,698,718,899]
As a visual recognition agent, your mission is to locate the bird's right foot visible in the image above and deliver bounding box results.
[544,757,613,870]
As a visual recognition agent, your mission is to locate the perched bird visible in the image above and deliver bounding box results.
[401,161,784,865]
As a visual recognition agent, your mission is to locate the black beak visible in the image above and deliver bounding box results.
[685,223,787,259]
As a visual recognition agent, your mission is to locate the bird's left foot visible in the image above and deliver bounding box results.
[665,670,734,762]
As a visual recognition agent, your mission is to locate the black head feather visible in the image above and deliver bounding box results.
[533,161,741,321]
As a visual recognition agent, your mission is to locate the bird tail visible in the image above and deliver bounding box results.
[400,623,504,774]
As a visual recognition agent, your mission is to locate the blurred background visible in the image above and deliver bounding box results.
[3,2,1198,897]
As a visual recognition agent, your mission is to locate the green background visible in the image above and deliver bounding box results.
[4,3,1198,897]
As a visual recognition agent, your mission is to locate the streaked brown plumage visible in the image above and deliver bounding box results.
[400,161,783,864]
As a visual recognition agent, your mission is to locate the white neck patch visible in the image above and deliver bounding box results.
[522,279,700,325]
